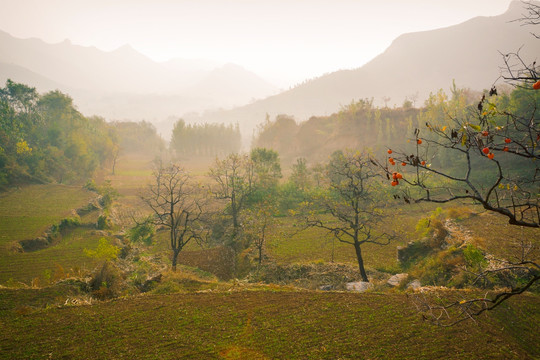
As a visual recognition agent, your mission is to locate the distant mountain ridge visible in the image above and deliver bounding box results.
[0,1,537,141]
[187,0,539,137]
[0,30,278,125]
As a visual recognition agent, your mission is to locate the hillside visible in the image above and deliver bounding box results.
[189,0,539,137]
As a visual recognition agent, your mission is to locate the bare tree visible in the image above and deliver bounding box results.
[141,162,205,271]
[501,1,539,86]
[512,1,540,38]
[305,150,394,282]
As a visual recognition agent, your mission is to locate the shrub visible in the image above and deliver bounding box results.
[446,206,473,220]
[84,238,120,261]
[96,215,111,230]
[414,246,465,286]
[59,216,81,231]
[89,261,126,300]
[463,244,487,269]
[128,217,155,245]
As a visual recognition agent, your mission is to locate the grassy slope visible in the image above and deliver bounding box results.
[0,184,101,284]
[0,289,538,359]
[0,184,94,245]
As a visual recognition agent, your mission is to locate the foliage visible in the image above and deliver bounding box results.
[112,120,164,156]
[84,238,120,262]
[253,100,419,164]
[89,261,126,300]
[170,119,241,157]
[96,215,111,230]
[250,147,282,188]
[382,85,539,228]
[0,80,118,187]
[128,216,155,245]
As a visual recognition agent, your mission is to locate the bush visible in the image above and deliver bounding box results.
[84,238,120,261]
[413,246,465,286]
[89,261,126,300]
[128,217,155,245]
[59,216,81,231]
[96,215,111,230]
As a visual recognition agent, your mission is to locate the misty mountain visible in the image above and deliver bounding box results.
[0,61,69,92]
[0,30,278,121]
[188,1,539,137]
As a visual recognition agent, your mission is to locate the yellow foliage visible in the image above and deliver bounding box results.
[16,140,32,154]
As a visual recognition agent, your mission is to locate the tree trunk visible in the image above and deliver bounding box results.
[353,242,369,282]
[258,245,262,265]
[171,250,179,272]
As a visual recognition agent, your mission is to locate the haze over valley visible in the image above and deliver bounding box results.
[1,1,534,138]
[1,1,539,359]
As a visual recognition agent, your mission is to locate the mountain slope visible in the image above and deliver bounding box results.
[190,1,539,135]
[0,62,69,92]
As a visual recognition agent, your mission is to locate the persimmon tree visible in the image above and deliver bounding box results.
[377,85,539,324]
[382,3,540,324]
[304,150,394,282]
[141,162,206,271]
[376,81,539,325]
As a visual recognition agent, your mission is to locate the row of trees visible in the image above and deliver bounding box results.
[0,80,118,187]
[170,119,241,157]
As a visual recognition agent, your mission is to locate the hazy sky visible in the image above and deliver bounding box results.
[0,0,514,87]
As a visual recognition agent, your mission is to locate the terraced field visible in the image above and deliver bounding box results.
[0,289,538,359]
[0,184,102,285]
[0,184,95,246]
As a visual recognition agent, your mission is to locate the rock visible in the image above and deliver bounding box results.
[407,280,421,289]
[319,284,334,291]
[346,281,373,292]
[387,273,408,286]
